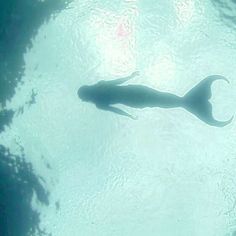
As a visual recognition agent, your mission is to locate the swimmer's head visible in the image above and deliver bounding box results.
[77,85,91,102]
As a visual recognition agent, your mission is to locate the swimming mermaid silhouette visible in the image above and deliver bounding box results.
[78,71,233,127]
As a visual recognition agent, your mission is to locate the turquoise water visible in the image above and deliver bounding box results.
[0,0,236,235]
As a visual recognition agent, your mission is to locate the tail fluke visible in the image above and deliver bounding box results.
[183,75,233,127]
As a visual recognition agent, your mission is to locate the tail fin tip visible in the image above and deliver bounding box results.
[183,75,232,127]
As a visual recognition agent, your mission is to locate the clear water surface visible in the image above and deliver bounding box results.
[0,0,236,235]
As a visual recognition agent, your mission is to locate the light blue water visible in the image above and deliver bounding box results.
[1,0,236,235]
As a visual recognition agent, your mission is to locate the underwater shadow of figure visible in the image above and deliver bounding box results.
[78,72,233,127]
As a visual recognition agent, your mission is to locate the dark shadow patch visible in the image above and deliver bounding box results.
[211,0,236,29]
[0,109,14,133]
[0,0,71,131]
[0,0,71,106]
[0,144,50,236]
[0,1,72,235]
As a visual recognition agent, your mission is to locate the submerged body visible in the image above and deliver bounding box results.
[78,72,233,127]
[87,84,181,108]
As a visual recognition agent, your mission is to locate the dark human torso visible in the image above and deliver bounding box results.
[91,84,181,108]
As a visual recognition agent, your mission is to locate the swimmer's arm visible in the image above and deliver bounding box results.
[96,104,137,120]
[97,71,140,85]
[111,71,140,85]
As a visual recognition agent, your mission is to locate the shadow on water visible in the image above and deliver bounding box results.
[0,145,49,236]
[0,0,71,127]
[211,0,236,29]
[0,0,71,235]
[0,109,14,133]
[78,72,233,127]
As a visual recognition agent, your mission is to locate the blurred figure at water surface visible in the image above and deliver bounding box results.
[78,72,233,127]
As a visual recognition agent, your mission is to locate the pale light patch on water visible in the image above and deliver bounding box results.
[88,7,138,76]
[174,0,195,26]
[144,42,176,89]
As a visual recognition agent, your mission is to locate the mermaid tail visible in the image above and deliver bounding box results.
[183,75,233,127]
